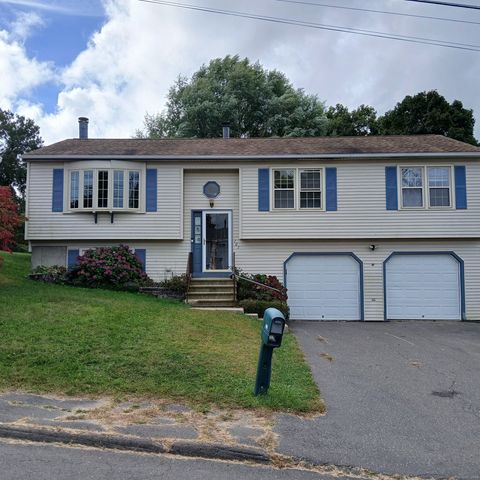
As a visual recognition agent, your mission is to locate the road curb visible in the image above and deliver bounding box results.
[0,424,270,464]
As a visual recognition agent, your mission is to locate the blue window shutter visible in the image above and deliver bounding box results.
[258,168,270,211]
[146,169,157,212]
[385,166,398,210]
[52,169,64,212]
[136,249,146,272]
[325,167,337,211]
[454,166,467,209]
[67,249,79,269]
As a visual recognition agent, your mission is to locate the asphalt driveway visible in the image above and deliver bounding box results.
[275,321,480,480]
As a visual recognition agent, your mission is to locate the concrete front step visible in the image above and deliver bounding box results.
[190,279,234,285]
[188,300,238,308]
[188,294,235,301]
[188,287,234,294]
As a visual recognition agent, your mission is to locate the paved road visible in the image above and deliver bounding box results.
[0,441,349,480]
[276,321,480,480]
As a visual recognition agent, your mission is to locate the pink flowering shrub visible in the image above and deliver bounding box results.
[67,245,153,289]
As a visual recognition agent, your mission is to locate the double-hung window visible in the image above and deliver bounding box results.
[273,169,295,209]
[400,166,453,209]
[83,170,93,208]
[69,168,141,211]
[299,169,322,209]
[401,167,424,208]
[272,168,324,210]
[428,166,451,207]
[70,171,79,209]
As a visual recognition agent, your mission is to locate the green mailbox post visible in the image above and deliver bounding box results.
[254,308,286,396]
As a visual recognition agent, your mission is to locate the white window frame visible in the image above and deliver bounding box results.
[399,166,425,209]
[298,168,323,210]
[272,168,296,210]
[67,168,142,213]
[399,165,454,210]
[271,167,325,211]
[427,166,453,209]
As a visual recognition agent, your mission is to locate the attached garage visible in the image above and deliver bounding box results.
[384,253,464,320]
[285,253,363,321]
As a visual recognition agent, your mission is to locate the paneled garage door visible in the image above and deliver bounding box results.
[285,254,362,321]
[385,253,462,320]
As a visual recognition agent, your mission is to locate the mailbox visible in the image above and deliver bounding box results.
[254,307,286,396]
[261,308,286,348]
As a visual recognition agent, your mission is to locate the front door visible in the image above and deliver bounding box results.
[191,210,232,277]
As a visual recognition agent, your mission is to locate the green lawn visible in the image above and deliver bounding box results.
[0,252,323,413]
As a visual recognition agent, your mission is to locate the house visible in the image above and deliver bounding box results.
[23,117,480,321]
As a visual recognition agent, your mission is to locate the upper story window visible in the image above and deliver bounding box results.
[274,169,295,209]
[400,166,452,209]
[428,166,451,207]
[401,167,424,208]
[69,168,141,211]
[300,169,322,209]
[273,168,323,210]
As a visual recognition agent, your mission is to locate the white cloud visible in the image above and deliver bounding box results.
[9,11,44,41]
[0,26,54,108]
[1,0,480,143]
[0,0,103,16]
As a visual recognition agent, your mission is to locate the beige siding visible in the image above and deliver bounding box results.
[32,237,480,321]
[240,159,480,239]
[26,162,183,240]
[235,238,480,321]
[183,169,240,254]
[32,169,240,279]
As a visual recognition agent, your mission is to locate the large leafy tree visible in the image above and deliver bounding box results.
[0,109,43,198]
[136,55,327,138]
[325,104,378,136]
[377,90,477,145]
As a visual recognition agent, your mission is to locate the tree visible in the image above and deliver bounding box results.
[0,186,22,253]
[325,104,378,136]
[0,109,43,198]
[377,90,477,145]
[136,55,327,138]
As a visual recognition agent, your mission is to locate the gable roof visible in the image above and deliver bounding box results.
[24,135,480,160]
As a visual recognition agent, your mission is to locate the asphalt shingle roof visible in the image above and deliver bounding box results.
[24,135,480,158]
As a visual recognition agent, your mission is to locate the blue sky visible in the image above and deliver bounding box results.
[0,0,106,113]
[0,0,479,143]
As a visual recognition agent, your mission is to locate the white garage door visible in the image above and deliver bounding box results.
[286,254,362,320]
[385,254,461,320]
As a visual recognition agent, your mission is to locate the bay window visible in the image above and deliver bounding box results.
[69,168,142,211]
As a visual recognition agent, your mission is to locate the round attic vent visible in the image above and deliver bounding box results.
[203,181,220,199]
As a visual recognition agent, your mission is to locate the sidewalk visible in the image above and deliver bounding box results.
[0,392,414,480]
[0,392,274,462]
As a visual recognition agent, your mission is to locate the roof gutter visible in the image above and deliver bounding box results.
[22,152,480,161]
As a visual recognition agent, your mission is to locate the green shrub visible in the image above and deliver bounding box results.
[67,245,153,290]
[30,265,67,284]
[239,299,289,318]
[159,274,188,295]
[236,269,287,302]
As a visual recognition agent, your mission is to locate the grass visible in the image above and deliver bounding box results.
[0,252,323,413]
